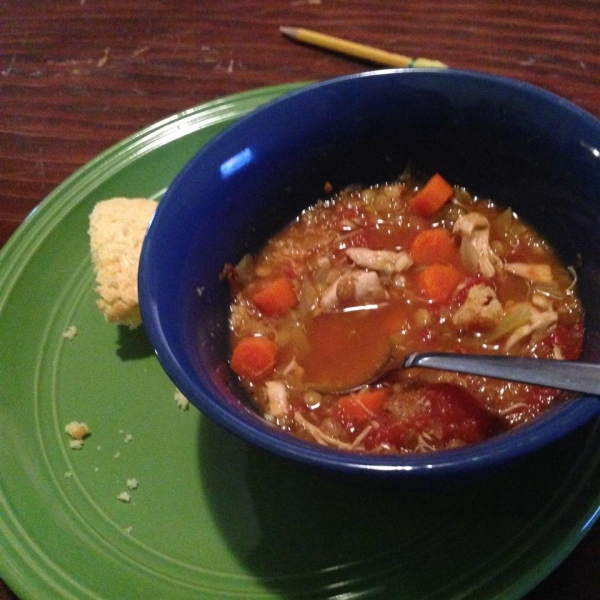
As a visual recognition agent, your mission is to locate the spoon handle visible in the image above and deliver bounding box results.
[403,352,600,396]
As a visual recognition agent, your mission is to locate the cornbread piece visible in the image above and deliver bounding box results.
[88,198,157,328]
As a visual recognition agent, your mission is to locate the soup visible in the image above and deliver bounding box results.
[223,171,583,454]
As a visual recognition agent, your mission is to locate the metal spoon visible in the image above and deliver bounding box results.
[403,352,600,396]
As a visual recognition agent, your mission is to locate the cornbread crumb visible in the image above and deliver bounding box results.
[174,389,189,411]
[124,433,133,444]
[124,526,134,535]
[88,197,157,328]
[69,439,84,450]
[62,325,78,340]
[113,452,121,459]
[65,421,90,441]
[126,478,139,490]
[117,492,131,503]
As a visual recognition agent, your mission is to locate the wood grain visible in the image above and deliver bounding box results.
[1,1,599,598]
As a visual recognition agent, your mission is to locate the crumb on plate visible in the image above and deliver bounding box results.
[174,388,189,411]
[62,325,78,340]
[65,421,90,440]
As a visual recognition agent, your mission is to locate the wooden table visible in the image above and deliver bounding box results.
[1,1,599,598]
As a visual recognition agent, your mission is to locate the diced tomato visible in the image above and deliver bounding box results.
[363,384,503,451]
[428,384,500,445]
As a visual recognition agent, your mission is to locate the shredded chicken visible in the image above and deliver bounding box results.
[294,411,356,450]
[319,270,385,312]
[345,247,413,274]
[265,381,289,418]
[453,213,502,278]
[504,262,553,283]
[496,402,530,415]
[531,293,552,310]
[452,284,503,330]
[415,431,437,453]
[351,425,374,449]
[567,265,578,291]
[504,303,558,351]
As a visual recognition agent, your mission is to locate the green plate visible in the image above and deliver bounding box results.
[1,83,600,600]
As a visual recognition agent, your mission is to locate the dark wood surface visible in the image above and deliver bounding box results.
[1,1,599,598]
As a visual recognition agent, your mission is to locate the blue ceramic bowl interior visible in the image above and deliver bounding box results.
[139,69,600,477]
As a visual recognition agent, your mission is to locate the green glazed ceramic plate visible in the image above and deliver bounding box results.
[1,83,600,600]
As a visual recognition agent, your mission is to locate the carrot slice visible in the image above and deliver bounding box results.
[251,277,297,316]
[230,336,279,382]
[417,263,462,303]
[338,388,388,423]
[409,173,454,217]
[410,228,458,265]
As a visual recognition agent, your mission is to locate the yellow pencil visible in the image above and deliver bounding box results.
[280,26,447,69]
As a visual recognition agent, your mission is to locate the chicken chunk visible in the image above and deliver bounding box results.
[453,213,502,278]
[504,304,558,351]
[319,270,386,312]
[264,381,289,418]
[452,284,503,331]
[504,262,553,283]
[345,247,414,274]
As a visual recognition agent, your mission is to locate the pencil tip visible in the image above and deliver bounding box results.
[280,26,298,38]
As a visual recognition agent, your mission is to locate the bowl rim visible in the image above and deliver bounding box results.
[139,68,600,477]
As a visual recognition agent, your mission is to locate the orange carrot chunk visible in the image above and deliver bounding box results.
[251,277,297,316]
[230,336,279,382]
[410,228,458,265]
[417,263,462,303]
[409,173,454,217]
[338,388,388,423]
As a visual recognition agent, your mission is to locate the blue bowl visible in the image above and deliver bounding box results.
[139,69,600,478]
